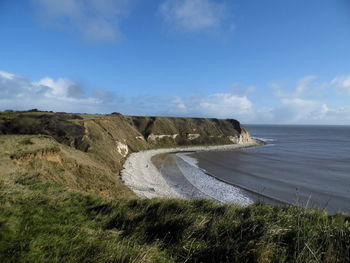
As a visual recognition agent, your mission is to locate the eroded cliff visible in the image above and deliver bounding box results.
[0,111,252,198]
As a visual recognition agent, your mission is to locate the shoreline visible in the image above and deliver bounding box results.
[121,140,261,200]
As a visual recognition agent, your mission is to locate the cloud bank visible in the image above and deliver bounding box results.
[0,71,109,113]
[1,70,350,124]
[332,76,350,95]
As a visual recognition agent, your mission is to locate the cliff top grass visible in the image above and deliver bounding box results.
[1,165,349,263]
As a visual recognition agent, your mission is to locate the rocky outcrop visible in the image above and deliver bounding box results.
[187,133,200,140]
[147,133,179,142]
[116,141,129,157]
[239,127,254,144]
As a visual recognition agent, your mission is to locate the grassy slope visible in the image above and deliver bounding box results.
[1,168,349,262]
[1,111,350,262]
[0,135,134,198]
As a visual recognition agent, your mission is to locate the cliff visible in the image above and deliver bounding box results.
[124,116,253,146]
[0,111,252,198]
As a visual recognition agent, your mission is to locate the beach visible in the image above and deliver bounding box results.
[121,141,260,204]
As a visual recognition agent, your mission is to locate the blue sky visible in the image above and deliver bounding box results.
[1,0,350,124]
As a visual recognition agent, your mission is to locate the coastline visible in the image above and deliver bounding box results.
[121,140,261,200]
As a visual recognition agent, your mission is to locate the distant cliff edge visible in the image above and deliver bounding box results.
[0,111,253,162]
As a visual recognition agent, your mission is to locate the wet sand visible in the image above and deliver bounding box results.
[152,153,215,201]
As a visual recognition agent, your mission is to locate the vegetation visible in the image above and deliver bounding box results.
[0,135,134,198]
[125,115,242,146]
[1,172,349,262]
[0,111,349,262]
[0,111,249,173]
[0,111,84,148]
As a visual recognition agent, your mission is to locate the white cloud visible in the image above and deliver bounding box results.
[196,93,253,118]
[0,71,15,80]
[272,75,317,99]
[266,75,350,124]
[269,76,323,123]
[269,76,326,123]
[294,75,317,98]
[230,83,257,95]
[325,106,350,121]
[0,70,107,113]
[118,92,254,120]
[331,75,350,95]
[32,0,132,42]
[173,96,187,112]
[273,98,322,123]
[159,0,230,32]
[310,104,350,123]
[35,77,77,98]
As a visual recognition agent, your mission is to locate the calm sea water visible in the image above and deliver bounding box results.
[191,125,350,213]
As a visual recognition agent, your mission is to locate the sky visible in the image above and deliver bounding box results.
[1,0,350,124]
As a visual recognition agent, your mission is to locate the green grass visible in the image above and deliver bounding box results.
[0,175,169,263]
[9,145,61,160]
[1,172,349,263]
[18,138,34,145]
[0,112,85,148]
[0,135,60,160]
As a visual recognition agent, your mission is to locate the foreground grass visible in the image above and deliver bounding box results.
[1,172,349,263]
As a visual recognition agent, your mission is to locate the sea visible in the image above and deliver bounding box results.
[183,125,350,214]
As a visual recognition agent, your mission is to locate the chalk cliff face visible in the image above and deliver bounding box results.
[124,116,252,147]
[238,127,254,144]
